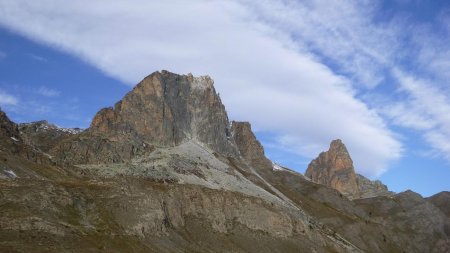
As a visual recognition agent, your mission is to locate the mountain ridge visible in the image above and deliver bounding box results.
[0,71,448,253]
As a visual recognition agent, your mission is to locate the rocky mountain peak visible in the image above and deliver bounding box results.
[231,121,273,173]
[329,139,347,153]
[19,120,82,153]
[0,109,21,142]
[305,139,360,198]
[91,70,237,155]
[2,71,450,252]
[231,122,265,160]
[305,139,393,199]
[53,71,238,165]
[0,108,24,155]
[428,191,450,218]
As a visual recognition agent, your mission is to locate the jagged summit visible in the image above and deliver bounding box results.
[305,139,393,199]
[19,120,82,153]
[0,109,21,143]
[428,191,450,218]
[305,139,360,198]
[52,71,238,165]
[90,70,237,155]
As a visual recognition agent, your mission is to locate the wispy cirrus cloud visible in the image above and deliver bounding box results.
[391,69,450,160]
[0,89,18,106]
[28,53,48,62]
[239,0,399,89]
[37,86,60,97]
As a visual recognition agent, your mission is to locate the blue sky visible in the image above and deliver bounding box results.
[0,0,449,197]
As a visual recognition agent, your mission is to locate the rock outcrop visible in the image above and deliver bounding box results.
[428,191,450,218]
[305,139,393,199]
[90,70,236,155]
[305,139,360,198]
[19,120,82,152]
[0,108,22,150]
[231,121,272,172]
[356,174,393,199]
[355,190,450,253]
[0,109,51,165]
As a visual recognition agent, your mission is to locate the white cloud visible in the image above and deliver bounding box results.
[37,86,60,97]
[0,0,403,176]
[414,31,450,83]
[28,53,48,62]
[392,69,450,160]
[0,89,18,106]
[239,0,399,88]
[380,102,435,131]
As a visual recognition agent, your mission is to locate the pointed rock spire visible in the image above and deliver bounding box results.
[305,139,359,198]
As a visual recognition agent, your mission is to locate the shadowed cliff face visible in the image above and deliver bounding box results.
[231,121,273,173]
[305,139,360,198]
[0,110,53,165]
[0,109,22,150]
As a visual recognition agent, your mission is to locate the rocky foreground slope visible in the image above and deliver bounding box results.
[1,70,449,253]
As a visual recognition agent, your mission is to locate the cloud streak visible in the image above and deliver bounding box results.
[0,89,18,106]
[391,69,450,161]
[37,86,60,97]
[0,0,408,176]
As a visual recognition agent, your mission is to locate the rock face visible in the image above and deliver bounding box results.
[356,174,393,198]
[19,120,82,152]
[231,121,272,172]
[52,71,237,165]
[0,109,51,165]
[305,139,360,198]
[354,190,450,253]
[428,191,450,218]
[305,139,393,199]
[0,109,22,150]
[90,70,236,155]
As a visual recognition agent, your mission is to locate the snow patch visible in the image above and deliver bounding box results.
[272,163,286,171]
[3,170,17,179]
[21,121,83,134]
[58,127,83,134]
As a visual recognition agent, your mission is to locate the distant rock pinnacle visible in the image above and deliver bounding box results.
[305,139,360,198]
[305,139,393,199]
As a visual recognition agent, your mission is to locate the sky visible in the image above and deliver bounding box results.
[0,0,449,197]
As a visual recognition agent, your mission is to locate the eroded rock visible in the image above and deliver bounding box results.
[305,139,360,198]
